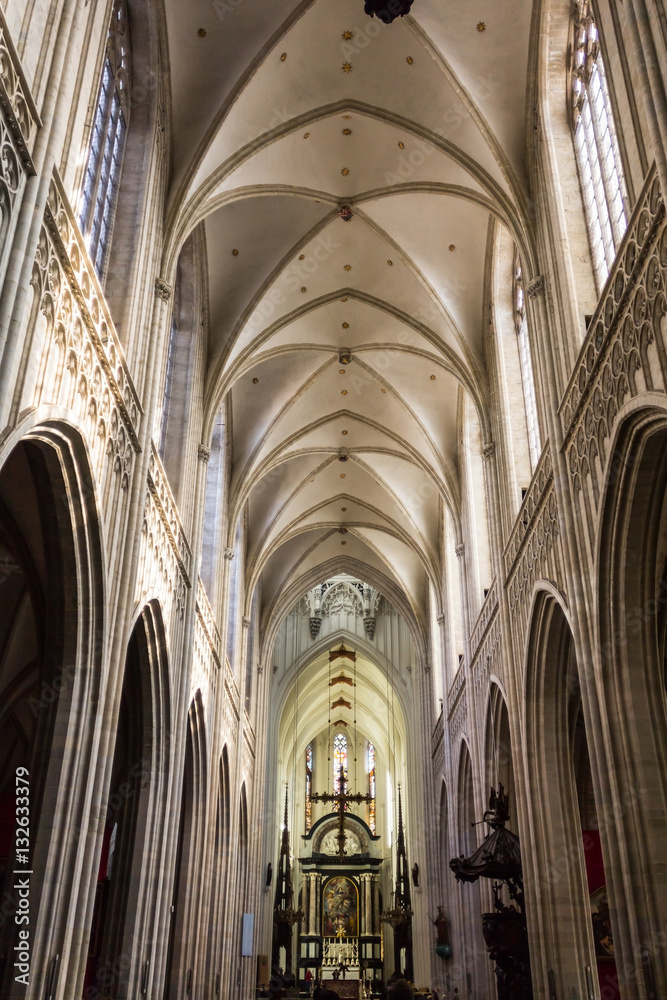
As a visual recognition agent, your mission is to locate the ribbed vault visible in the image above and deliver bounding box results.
[163,0,536,628]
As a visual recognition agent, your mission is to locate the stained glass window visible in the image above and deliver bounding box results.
[570,1,627,291]
[79,0,130,279]
[513,252,541,470]
[368,743,376,834]
[333,732,347,794]
[305,744,313,833]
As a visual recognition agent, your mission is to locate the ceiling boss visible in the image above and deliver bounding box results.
[364,0,415,25]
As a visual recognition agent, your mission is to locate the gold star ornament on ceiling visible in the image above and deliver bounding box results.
[342,31,353,40]
[342,62,353,73]
[341,167,350,176]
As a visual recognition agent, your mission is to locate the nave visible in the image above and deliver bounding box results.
[0,0,667,998]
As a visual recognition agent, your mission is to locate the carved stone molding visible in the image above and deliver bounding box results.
[504,444,561,643]
[527,275,545,299]
[147,445,192,588]
[242,616,251,629]
[154,277,172,301]
[140,484,189,620]
[198,444,211,463]
[42,176,141,448]
[450,692,467,739]
[224,548,235,560]
[32,176,141,501]
[363,616,376,640]
[470,580,499,660]
[471,612,501,693]
[197,579,221,652]
[455,543,465,558]
[0,109,27,268]
[0,13,40,169]
[436,614,445,626]
[560,167,666,510]
[309,615,322,639]
[447,662,466,719]
[504,446,553,576]
[482,441,496,460]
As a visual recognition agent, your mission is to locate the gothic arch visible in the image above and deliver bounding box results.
[452,740,488,998]
[0,419,104,999]
[83,598,171,1000]
[164,691,208,1000]
[523,590,600,1000]
[260,557,429,667]
[596,404,667,994]
[483,683,517,833]
[207,744,232,997]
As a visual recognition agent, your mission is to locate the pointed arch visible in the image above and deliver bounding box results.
[0,420,104,999]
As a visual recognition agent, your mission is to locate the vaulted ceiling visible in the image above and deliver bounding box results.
[164,0,535,630]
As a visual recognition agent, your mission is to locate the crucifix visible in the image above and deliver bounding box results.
[312,764,373,860]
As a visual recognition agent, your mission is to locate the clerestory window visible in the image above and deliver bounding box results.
[333,732,348,793]
[513,252,541,470]
[368,742,376,834]
[305,744,313,833]
[570,1,627,291]
[79,0,130,279]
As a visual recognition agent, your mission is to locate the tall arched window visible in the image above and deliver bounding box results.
[368,743,376,834]
[333,732,347,793]
[79,0,130,278]
[305,744,313,833]
[570,0,627,290]
[513,252,541,470]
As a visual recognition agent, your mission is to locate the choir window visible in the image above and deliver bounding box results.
[305,744,313,833]
[514,253,541,470]
[570,0,627,291]
[79,0,130,279]
[333,732,348,794]
[368,743,376,834]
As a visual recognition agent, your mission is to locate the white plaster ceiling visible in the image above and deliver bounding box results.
[164,0,533,627]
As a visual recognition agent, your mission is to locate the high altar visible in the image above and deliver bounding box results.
[298,812,383,988]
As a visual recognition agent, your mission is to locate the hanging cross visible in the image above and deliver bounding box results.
[312,764,373,860]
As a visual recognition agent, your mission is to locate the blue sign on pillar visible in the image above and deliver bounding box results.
[242,913,254,956]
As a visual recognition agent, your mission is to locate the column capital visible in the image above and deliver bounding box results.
[482,441,496,460]
[154,277,172,301]
[455,543,465,558]
[197,444,210,463]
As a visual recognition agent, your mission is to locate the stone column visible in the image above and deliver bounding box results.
[308,873,319,936]
[364,875,373,936]
[372,878,380,936]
